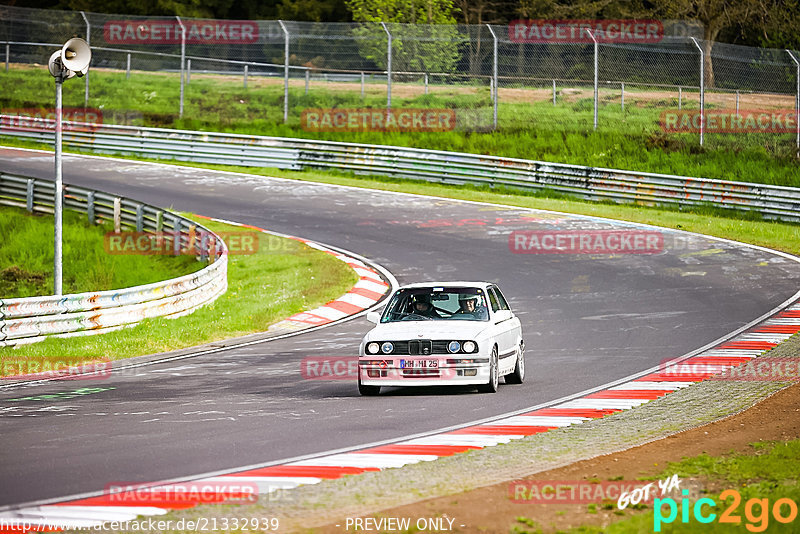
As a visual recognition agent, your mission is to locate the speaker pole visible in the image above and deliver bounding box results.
[54,69,63,295]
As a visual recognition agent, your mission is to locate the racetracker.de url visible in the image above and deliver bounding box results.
[0,517,279,532]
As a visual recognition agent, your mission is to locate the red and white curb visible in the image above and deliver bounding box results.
[193,216,390,332]
[2,301,798,532]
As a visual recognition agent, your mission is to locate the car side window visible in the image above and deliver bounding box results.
[492,286,510,310]
[487,288,501,312]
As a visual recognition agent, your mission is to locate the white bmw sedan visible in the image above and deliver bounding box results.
[358,282,524,395]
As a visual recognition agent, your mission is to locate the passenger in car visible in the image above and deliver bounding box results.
[455,294,488,320]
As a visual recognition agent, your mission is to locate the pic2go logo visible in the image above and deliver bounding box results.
[654,489,798,532]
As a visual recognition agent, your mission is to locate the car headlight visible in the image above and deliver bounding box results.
[366,342,380,355]
[381,342,394,354]
[463,341,477,353]
[447,341,461,353]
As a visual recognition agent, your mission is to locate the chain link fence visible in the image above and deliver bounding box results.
[1,5,799,154]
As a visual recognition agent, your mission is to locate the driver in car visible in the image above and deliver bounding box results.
[410,295,441,318]
[455,294,488,319]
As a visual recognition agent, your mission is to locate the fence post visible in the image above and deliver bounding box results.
[552,79,556,106]
[305,68,309,95]
[278,20,289,123]
[361,71,365,98]
[126,53,131,79]
[424,72,428,95]
[186,59,191,84]
[381,22,392,110]
[486,24,498,130]
[621,82,625,112]
[678,86,682,110]
[80,11,90,108]
[4,42,8,72]
[735,90,739,114]
[244,64,248,88]
[176,16,186,119]
[587,29,598,130]
[26,179,34,213]
[787,50,800,154]
[691,37,704,146]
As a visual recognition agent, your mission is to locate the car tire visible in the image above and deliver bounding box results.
[505,343,525,385]
[358,376,380,396]
[478,346,499,393]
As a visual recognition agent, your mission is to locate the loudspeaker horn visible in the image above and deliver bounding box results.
[61,38,91,76]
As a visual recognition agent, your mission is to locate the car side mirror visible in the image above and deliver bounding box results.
[366,311,381,324]
[494,309,512,322]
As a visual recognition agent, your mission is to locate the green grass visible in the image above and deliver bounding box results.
[0,205,202,297]
[0,214,358,370]
[1,66,798,187]
[566,439,800,533]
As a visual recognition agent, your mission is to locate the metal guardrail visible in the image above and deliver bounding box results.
[0,171,228,346]
[1,116,800,222]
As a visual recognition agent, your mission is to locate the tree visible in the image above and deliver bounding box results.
[346,0,461,74]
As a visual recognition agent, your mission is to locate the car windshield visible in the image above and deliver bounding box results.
[381,287,490,322]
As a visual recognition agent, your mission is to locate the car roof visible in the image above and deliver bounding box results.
[396,281,493,290]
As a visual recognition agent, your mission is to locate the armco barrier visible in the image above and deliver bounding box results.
[0,172,228,346]
[2,116,799,222]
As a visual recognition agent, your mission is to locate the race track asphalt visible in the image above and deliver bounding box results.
[1,148,798,507]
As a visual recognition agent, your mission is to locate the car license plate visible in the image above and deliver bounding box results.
[401,359,438,369]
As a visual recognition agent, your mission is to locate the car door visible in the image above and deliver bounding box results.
[488,286,517,373]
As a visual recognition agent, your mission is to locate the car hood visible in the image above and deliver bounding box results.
[364,320,491,341]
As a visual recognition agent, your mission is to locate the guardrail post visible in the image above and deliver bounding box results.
[691,37,704,146]
[381,22,392,110]
[486,24,499,130]
[126,53,131,80]
[199,231,208,262]
[787,50,800,154]
[279,20,289,123]
[80,11,90,108]
[26,179,34,212]
[156,210,163,232]
[176,16,186,119]
[186,59,191,84]
[305,69,309,95]
[173,218,181,256]
[87,191,95,224]
[113,197,121,233]
[135,204,144,232]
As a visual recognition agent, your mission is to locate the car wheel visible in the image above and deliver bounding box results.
[358,376,380,396]
[478,346,499,393]
[505,343,525,384]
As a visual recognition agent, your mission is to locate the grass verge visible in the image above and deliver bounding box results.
[1,214,358,367]
[1,66,798,186]
[559,439,800,533]
[0,205,201,297]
